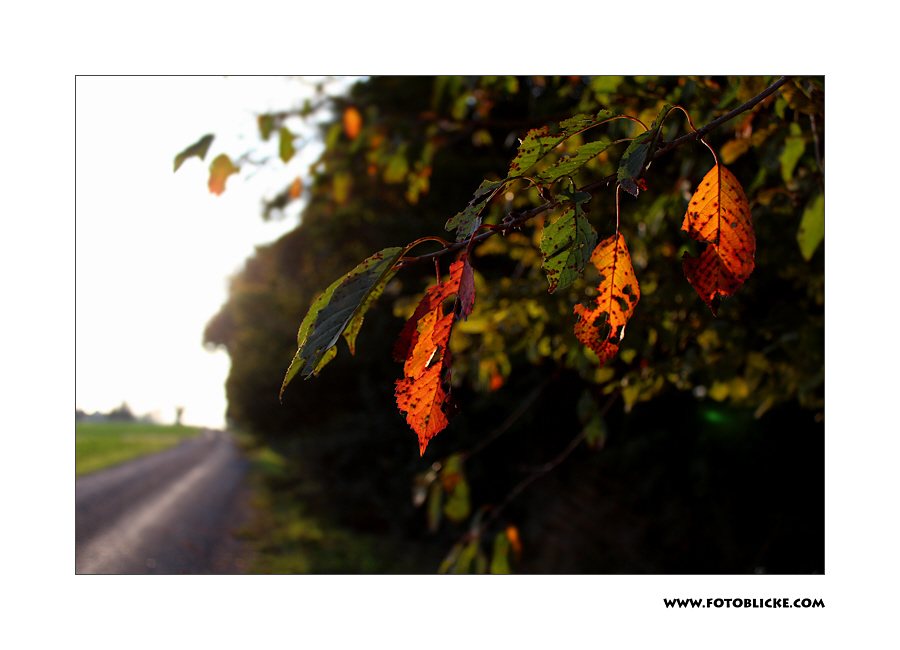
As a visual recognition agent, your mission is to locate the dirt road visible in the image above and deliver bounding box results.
[75,429,253,574]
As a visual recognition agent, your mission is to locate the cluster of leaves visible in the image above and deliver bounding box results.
[193,76,824,572]
[276,95,767,458]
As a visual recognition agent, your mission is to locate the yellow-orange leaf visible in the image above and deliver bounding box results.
[343,106,363,139]
[681,164,756,315]
[574,233,640,366]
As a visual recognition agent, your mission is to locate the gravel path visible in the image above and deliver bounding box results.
[75,429,253,574]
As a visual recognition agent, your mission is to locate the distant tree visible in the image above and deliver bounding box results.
[175,406,184,426]
[107,401,136,422]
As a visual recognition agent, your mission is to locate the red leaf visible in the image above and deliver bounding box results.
[394,257,467,455]
[454,255,476,321]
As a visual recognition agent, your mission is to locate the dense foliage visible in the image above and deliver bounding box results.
[198,76,824,573]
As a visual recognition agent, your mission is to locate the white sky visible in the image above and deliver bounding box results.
[76,76,353,427]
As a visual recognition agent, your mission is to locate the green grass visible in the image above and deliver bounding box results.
[75,421,201,477]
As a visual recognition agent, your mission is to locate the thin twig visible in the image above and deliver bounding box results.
[461,370,558,461]
[466,387,621,541]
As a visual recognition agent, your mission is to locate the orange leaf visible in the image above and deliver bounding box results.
[574,233,640,366]
[343,106,362,140]
[394,258,466,455]
[681,164,756,315]
[289,176,303,199]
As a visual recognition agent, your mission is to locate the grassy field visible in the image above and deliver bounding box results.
[75,421,201,477]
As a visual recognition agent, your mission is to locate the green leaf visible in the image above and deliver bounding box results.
[279,127,296,163]
[540,191,597,293]
[258,114,275,141]
[173,134,214,172]
[445,198,488,242]
[508,111,616,179]
[438,541,464,574]
[797,192,824,261]
[490,531,512,574]
[535,139,613,185]
[207,154,239,195]
[452,539,479,574]
[280,246,406,399]
[443,477,471,522]
[617,104,673,196]
[426,480,442,532]
[780,123,806,183]
[343,266,399,355]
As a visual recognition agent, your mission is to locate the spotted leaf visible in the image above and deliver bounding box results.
[574,233,640,366]
[681,164,755,315]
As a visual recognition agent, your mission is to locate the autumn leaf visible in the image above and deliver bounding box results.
[454,255,476,321]
[681,164,756,315]
[281,246,406,400]
[208,154,239,196]
[173,134,214,172]
[574,232,641,366]
[395,258,467,455]
[343,106,362,139]
[289,176,303,199]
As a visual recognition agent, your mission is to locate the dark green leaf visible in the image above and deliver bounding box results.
[280,247,406,399]
[617,104,674,196]
[258,114,275,141]
[173,134,214,172]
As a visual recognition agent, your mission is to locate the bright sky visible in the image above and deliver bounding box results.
[76,76,353,427]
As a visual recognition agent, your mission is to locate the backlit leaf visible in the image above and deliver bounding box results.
[574,233,641,366]
[780,123,806,183]
[173,133,214,172]
[395,259,466,455]
[343,106,363,139]
[490,531,512,574]
[797,192,824,261]
[454,255,476,321]
[540,191,597,293]
[289,176,303,199]
[617,104,674,196]
[208,154,239,196]
[258,114,275,141]
[535,139,613,185]
[508,111,616,178]
[279,127,296,163]
[681,164,756,315]
[281,247,406,399]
